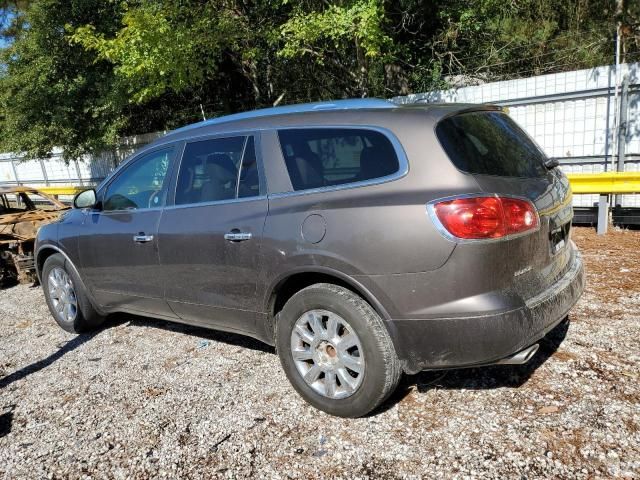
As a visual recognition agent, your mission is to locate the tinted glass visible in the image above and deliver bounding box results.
[436,111,547,178]
[175,136,245,205]
[277,128,399,191]
[238,136,260,198]
[103,148,172,211]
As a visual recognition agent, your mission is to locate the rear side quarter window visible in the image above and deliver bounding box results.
[435,111,547,178]
[277,128,400,192]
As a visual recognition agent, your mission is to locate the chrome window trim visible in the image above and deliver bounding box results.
[84,206,165,216]
[268,124,409,199]
[163,195,267,211]
[267,172,405,199]
[426,192,541,244]
[105,124,408,201]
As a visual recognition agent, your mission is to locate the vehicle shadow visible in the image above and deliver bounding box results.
[0,332,100,390]
[105,313,275,354]
[375,318,570,414]
[108,313,569,416]
[0,312,272,392]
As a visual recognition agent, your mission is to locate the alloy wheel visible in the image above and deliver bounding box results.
[47,267,78,323]
[290,309,365,399]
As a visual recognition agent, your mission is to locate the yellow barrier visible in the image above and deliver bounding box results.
[38,186,85,196]
[567,172,640,194]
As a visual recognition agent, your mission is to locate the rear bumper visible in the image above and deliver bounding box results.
[390,248,585,374]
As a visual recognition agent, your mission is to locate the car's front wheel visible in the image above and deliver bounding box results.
[42,253,105,333]
[276,283,402,417]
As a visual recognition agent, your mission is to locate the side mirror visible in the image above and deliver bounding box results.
[544,157,560,169]
[73,189,98,209]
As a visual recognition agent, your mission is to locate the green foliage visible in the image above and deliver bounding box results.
[0,0,639,159]
[279,0,392,61]
[0,0,123,159]
[277,0,393,97]
[70,1,240,103]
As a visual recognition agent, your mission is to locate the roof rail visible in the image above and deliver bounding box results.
[172,98,396,134]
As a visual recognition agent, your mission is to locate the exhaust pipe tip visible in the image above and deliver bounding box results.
[496,343,540,365]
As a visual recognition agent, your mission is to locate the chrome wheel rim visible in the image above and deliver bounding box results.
[47,267,78,323]
[290,309,365,399]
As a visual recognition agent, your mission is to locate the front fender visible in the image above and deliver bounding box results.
[34,223,59,282]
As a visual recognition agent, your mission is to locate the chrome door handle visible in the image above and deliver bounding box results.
[133,234,154,243]
[224,231,252,242]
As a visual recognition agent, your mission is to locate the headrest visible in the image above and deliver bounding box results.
[204,154,237,183]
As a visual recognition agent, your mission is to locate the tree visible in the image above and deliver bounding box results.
[0,0,123,159]
[69,1,241,104]
[278,0,394,97]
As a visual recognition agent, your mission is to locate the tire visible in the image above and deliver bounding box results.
[42,253,105,333]
[276,283,402,417]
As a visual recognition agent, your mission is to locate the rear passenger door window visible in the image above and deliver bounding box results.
[277,128,400,192]
[175,135,260,205]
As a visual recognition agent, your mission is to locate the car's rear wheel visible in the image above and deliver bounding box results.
[276,283,402,417]
[42,253,105,333]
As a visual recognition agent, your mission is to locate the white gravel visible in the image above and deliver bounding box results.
[0,228,639,479]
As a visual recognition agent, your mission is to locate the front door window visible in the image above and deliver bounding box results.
[103,148,173,211]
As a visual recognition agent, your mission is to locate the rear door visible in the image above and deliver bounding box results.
[157,133,267,334]
[435,110,574,295]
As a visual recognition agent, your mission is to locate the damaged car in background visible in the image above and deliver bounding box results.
[0,186,69,286]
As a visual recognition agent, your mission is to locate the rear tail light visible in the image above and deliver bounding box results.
[429,195,539,240]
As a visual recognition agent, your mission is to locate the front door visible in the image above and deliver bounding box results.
[157,134,267,334]
[78,145,178,317]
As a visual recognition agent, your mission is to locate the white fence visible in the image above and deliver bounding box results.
[394,62,640,207]
[0,131,164,189]
[1,63,639,208]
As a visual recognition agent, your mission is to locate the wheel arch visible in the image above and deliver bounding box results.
[264,267,393,343]
[36,246,60,283]
[36,245,106,316]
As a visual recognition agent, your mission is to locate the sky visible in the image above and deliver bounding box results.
[0,9,15,49]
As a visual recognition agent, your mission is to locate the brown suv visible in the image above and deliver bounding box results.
[36,99,584,417]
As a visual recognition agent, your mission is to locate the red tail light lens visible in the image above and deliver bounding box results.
[431,196,538,240]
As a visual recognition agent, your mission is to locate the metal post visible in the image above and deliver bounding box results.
[74,159,84,186]
[38,158,49,186]
[614,74,629,207]
[611,22,622,171]
[10,159,19,185]
[617,74,629,173]
[597,195,609,235]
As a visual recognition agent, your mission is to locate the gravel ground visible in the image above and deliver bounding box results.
[0,226,639,479]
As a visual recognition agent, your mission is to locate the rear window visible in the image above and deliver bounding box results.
[435,111,547,178]
[277,128,399,191]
